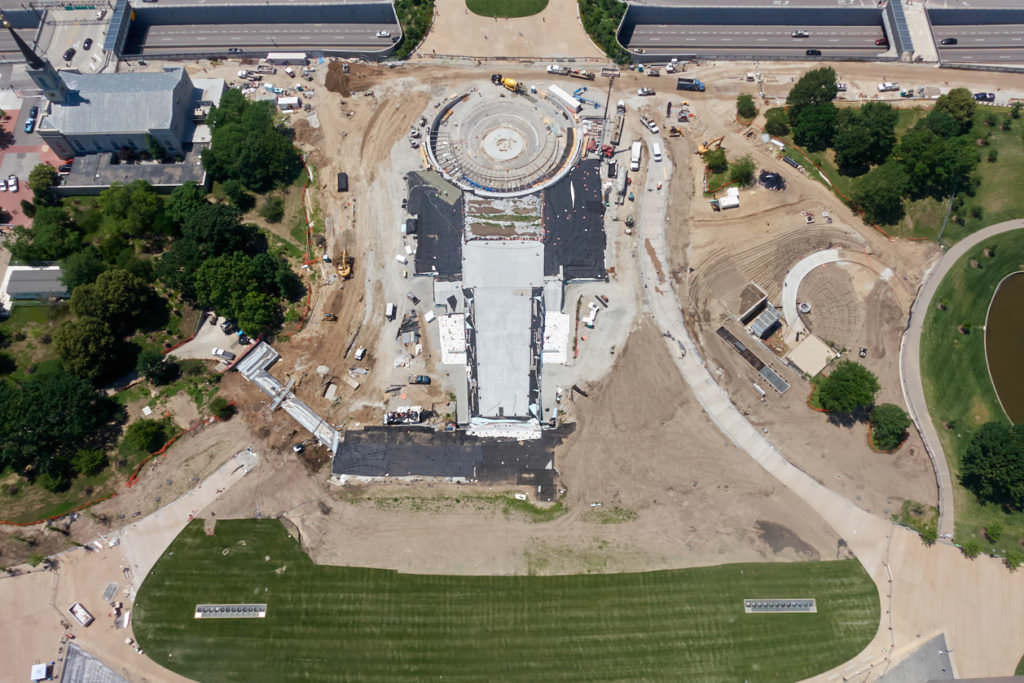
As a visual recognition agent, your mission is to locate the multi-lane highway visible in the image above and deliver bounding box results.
[627,25,888,57]
[126,23,398,55]
[933,24,1024,64]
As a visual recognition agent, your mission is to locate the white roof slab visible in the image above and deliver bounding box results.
[462,240,544,290]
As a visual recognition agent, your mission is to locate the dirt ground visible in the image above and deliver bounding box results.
[206,317,843,576]
[416,0,603,60]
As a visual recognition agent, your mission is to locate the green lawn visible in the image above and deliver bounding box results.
[902,107,1024,243]
[134,519,880,683]
[466,0,547,18]
[919,228,1024,550]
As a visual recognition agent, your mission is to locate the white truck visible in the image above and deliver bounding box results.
[546,64,568,75]
[630,140,643,171]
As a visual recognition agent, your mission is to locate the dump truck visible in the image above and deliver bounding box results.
[611,100,625,146]
[676,77,706,92]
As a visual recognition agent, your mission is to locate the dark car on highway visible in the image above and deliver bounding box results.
[62,47,75,61]
[805,49,821,57]
[875,37,888,47]
[940,37,958,46]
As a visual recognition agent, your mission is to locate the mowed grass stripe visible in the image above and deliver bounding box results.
[135,520,879,682]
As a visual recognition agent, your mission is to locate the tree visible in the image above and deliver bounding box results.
[1006,548,1023,571]
[922,108,961,138]
[985,521,1003,543]
[222,179,254,212]
[0,372,115,485]
[896,128,978,201]
[118,419,173,464]
[857,101,898,165]
[833,123,874,177]
[817,360,880,413]
[793,102,837,151]
[870,403,911,450]
[236,291,281,333]
[962,539,982,559]
[728,156,756,186]
[20,199,35,218]
[136,349,180,385]
[704,148,727,173]
[202,93,302,192]
[73,449,108,476]
[9,206,81,262]
[53,317,121,382]
[764,107,790,137]
[98,180,165,239]
[60,247,107,291]
[920,526,938,546]
[259,196,285,223]
[961,422,1024,509]
[165,182,209,229]
[736,94,757,120]
[70,268,154,334]
[853,161,908,225]
[28,164,60,206]
[785,67,838,124]
[933,87,977,134]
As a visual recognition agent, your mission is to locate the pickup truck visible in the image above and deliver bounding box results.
[408,375,431,385]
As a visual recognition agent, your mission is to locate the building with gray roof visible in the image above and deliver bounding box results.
[0,265,68,314]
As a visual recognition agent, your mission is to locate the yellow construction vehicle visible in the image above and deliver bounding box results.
[697,136,724,155]
[500,77,521,94]
[323,313,338,322]
[669,126,683,138]
[337,249,352,279]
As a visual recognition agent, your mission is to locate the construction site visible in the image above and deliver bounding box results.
[6,42,1024,682]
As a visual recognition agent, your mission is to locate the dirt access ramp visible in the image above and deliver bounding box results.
[416,0,604,59]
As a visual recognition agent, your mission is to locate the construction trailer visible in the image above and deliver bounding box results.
[548,84,582,113]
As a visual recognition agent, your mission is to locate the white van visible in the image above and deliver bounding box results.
[652,143,663,162]
[385,303,396,320]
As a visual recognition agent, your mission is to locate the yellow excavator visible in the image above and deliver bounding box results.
[337,249,352,279]
[697,136,724,155]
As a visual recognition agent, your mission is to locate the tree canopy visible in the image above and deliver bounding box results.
[852,160,908,225]
[870,403,911,451]
[817,360,880,413]
[70,268,155,335]
[961,422,1024,509]
[736,94,757,120]
[202,89,303,192]
[764,108,790,137]
[60,247,107,291]
[98,180,167,239]
[932,87,977,134]
[0,372,116,487]
[785,67,838,124]
[792,102,837,152]
[53,316,122,382]
[895,128,978,200]
[9,206,81,262]
[28,164,60,206]
[193,251,298,333]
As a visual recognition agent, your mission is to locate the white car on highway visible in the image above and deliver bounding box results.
[376,30,390,38]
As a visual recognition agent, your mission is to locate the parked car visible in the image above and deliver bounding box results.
[940,37,958,46]
[211,347,236,361]
[354,347,367,361]
[376,30,390,38]
[805,49,822,57]
[875,37,888,46]
[637,87,654,96]
[29,105,38,118]
[62,47,75,61]
[0,178,7,192]
[220,319,237,334]
[7,176,18,193]
[791,30,809,38]
[58,163,73,173]
[877,82,899,92]
[974,92,996,102]
[23,118,35,133]
[836,82,848,92]
[82,37,93,50]
[409,375,431,385]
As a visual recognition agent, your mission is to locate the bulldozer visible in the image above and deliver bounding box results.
[668,126,683,138]
[697,136,724,155]
[323,313,338,322]
[337,249,352,279]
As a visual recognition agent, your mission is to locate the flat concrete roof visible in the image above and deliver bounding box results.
[58,147,207,194]
[472,288,534,419]
[463,240,544,290]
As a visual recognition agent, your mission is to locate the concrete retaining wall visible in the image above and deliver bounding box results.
[928,9,1024,26]
[129,2,396,26]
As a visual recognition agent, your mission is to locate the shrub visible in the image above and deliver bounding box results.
[73,449,108,476]
[260,196,285,223]
[118,419,173,464]
[737,94,758,120]
[961,422,1024,509]
[209,396,236,420]
[962,539,982,559]
[764,107,790,137]
[985,521,1003,543]
[1006,548,1023,571]
[921,526,938,546]
[816,360,880,413]
[870,403,911,450]
[988,148,998,163]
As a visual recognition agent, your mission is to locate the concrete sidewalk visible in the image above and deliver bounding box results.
[898,218,1024,539]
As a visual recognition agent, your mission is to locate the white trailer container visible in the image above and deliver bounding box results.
[276,96,300,111]
[265,52,307,65]
[630,140,643,171]
[548,84,582,114]
[69,602,94,627]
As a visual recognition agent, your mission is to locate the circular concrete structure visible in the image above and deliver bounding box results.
[427,87,582,197]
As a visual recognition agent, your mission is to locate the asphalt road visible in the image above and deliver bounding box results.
[130,22,398,53]
[934,23,1024,64]
[628,24,888,55]
[898,218,1024,540]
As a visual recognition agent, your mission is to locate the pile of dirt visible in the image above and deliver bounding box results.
[324,61,350,96]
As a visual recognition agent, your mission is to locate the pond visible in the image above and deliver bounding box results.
[986,271,1024,423]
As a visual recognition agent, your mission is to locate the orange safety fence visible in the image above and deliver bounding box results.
[125,402,237,488]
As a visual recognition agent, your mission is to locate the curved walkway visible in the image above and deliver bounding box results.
[898,218,1024,540]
